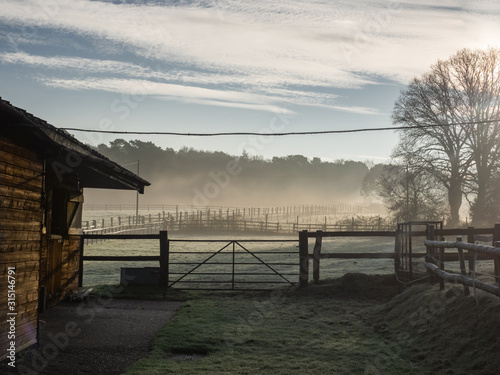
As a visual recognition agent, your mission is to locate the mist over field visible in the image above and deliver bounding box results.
[84,139,378,208]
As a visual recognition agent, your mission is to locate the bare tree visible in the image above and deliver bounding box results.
[376,163,447,223]
[393,47,500,226]
[453,49,500,225]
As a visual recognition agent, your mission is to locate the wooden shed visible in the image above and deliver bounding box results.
[0,97,150,361]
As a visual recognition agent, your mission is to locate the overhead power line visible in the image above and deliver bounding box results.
[61,119,500,137]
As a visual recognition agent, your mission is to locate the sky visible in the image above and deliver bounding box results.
[1,0,500,163]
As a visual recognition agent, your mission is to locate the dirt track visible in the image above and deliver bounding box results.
[11,299,182,375]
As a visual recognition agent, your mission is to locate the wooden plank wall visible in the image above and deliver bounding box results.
[61,236,81,298]
[0,136,42,361]
[40,235,81,306]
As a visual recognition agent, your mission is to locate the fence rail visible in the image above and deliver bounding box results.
[298,230,400,286]
[79,232,299,291]
[83,203,386,218]
[78,224,500,293]
[80,229,399,289]
[82,215,393,236]
[393,223,500,283]
[424,237,500,297]
[168,239,298,290]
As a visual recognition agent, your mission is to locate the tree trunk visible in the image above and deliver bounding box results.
[447,175,462,227]
[473,175,488,226]
[472,151,491,227]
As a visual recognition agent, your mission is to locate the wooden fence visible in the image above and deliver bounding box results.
[423,223,500,297]
[393,224,499,283]
[79,223,500,290]
[297,224,500,287]
[83,217,166,244]
[83,211,393,236]
[79,232,168,287]
[79,232,297,290]
[80,229,398,289]
[298,230,398,287]
[83,203,385,218]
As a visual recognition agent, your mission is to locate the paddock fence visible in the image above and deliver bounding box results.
[79,232,298,291]
[82,210,393,238]
[423,223,500,297]
[79,224,500,291]
[298,230,397,287]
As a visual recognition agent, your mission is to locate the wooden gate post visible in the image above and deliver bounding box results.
[159,231,169,287]
[394,228,402,274]
[467,226,475,276]
[425,224,435,264]
[439,236,445,291]
[494,240,500,286]
[425,224,438,286]
[299,230,309,287]
[456,237,470,295]
[492,224,500,285]
[313,231,322,284]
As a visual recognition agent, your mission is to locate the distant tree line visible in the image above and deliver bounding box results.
[94,139,372,207]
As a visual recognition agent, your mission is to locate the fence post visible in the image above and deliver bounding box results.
[394,228,401,274]
[439,236,445,290]
[425,224,435,263]
[159,231,169,287]
[299,230,309,287]
[456,237,470,295]
[313,231,323,284]
[467,226,475,275]
[492,224,500,285]
[425,224,438,286]
[494,241,500,286]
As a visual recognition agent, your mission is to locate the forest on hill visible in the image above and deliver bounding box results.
[85,139,379,208]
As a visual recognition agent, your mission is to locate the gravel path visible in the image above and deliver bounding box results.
[13,299,182,375]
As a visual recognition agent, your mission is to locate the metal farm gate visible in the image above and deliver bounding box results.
[167,239,298,290]
[395,221,443,282]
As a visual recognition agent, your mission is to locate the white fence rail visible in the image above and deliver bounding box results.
[424,239,500,297]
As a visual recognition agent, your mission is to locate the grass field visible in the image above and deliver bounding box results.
[89,274,500,375]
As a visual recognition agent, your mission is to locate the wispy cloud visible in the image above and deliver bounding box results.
[2,51,379,114]
[38,76,297,114]
[0,52,149,76]
[0,0,499,115]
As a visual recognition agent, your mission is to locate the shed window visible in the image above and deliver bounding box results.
[50,189,83,236]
